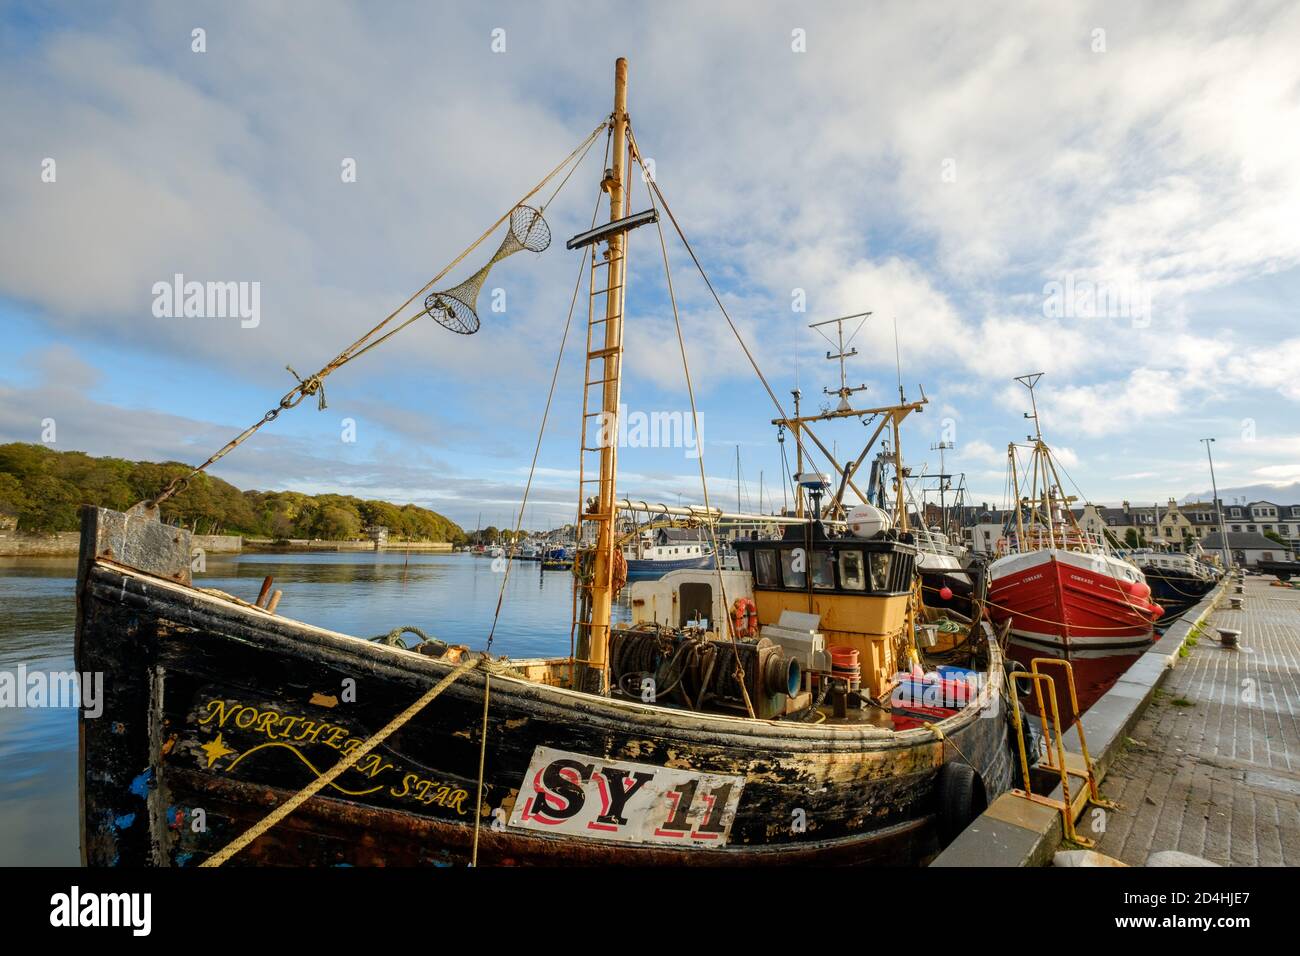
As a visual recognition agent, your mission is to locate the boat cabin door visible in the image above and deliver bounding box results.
[679,581,712,629]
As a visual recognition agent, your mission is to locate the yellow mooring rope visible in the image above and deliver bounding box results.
[470,672,493,866]
[201,657,478,867]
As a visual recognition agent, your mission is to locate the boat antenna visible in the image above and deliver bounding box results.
[809,311,870,412]
[930,440,954,536]
[736,445,742,512]
[893,316,904,402]
[1015,372,1045,442]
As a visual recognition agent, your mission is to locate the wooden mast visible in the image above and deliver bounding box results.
[576,57,629,693]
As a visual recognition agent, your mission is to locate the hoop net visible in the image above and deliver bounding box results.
[424,205,551,334]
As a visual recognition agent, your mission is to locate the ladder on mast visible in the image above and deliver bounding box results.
[570,239,625,690]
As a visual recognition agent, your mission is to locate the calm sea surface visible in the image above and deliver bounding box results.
[0,551,624,866]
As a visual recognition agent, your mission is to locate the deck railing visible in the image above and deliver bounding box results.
[995,525,1108,558]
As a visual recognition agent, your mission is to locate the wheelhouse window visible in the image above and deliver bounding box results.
[838,550,866,590]
[780,549,807,588]
[811,551,835,590]
[869,553,892,590]
[738,549,752,572]
[754,549,778,587]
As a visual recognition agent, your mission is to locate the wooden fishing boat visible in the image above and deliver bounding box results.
[76,58,1018,867]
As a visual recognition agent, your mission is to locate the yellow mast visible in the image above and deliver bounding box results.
[892,412,908,532]
[575,57,629,693]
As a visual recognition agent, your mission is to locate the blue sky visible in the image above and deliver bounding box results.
[3,0,1300,531]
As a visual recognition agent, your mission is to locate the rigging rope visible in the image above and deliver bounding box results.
[640,140,755,719]
[627,127,846,517]
[470,672,492,867]
[147,121,608,510]
[484,128,613,655]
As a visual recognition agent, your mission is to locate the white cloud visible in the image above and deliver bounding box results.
[4,2,1300,510]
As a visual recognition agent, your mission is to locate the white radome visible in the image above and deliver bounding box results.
[847,504,891,539]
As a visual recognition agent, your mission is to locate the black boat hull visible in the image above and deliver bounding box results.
[75,508,1014,866]
[1142,567,1217,624]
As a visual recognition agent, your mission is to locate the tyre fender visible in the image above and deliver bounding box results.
[936,760,988,844]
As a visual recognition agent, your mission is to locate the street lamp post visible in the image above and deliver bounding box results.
[1201,437,1233,571]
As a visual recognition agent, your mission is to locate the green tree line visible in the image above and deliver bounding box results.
[0,443,464,543]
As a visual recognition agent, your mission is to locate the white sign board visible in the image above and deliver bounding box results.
[508,746,745,847]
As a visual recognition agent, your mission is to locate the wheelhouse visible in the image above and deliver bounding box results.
[727,525,918,697]
[731,525,916,597]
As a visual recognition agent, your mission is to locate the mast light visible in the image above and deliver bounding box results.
[565,208,659,250]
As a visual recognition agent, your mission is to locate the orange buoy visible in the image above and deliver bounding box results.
[829,645,861,692]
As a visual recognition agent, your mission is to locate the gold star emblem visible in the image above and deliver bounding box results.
[200,733,236,768]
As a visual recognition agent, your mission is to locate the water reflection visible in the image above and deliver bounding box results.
[0,552,628,865]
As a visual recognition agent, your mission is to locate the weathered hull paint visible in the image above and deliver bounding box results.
[76,514,1014,867]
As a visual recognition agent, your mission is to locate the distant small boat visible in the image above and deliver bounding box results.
[622,527,715,581]
[519,540,542,562]
[541,545,574,570]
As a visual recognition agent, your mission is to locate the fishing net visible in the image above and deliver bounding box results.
[424,205,552,334]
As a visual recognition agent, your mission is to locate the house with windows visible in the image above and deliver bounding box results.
[1099,499,1228,552]
[953,494,1299,559]
[959,504,1012,556]
[1222,500,1298,550]
[1279,503,1300,551]
[1168,500,1223,544]
[1201,531,1293,568]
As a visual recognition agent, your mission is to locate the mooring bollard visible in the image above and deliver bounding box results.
[1216,627,1241,648]
[1229,597,1243,610]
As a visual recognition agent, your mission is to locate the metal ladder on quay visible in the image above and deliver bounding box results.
[1007,658,1117,847]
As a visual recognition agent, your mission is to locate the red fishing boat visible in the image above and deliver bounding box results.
[987,374,1162,717]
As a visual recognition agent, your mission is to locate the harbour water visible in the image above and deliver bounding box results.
[0,551,621,865]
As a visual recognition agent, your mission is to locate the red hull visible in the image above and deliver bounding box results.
[1002,642,1145,722]
[989,550,1160,718]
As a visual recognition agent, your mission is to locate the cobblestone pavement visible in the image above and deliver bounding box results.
[1094,577,1300,866]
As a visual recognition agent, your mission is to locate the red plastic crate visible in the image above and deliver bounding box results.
[890,703,959,731]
